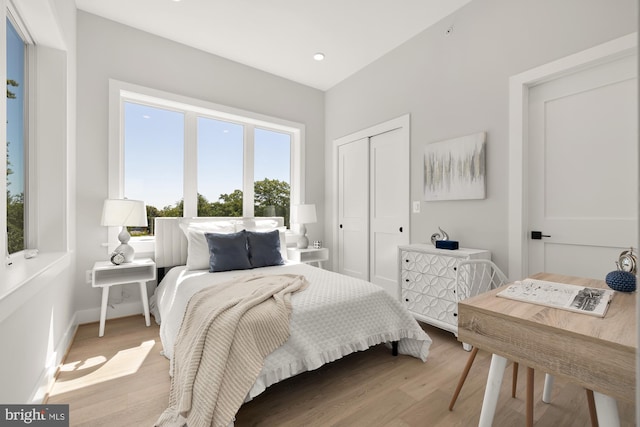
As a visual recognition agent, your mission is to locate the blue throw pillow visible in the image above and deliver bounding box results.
[246,229,284,268]
[204,230,252,272]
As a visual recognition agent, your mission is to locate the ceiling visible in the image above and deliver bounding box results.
[75,0,472,91]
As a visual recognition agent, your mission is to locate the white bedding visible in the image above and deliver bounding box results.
[150,262,432,401]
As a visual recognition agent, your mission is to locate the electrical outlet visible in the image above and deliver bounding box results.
[86,270,92,284]
[412,201,421,213]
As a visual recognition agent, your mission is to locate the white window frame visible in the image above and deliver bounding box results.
[4,3,34,257]
[108,79,305,248]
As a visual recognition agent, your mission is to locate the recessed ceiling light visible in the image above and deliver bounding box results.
[313,52,325,61]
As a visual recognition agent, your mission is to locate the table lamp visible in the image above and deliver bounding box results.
[101,199,148,263]
[291,204,317,249]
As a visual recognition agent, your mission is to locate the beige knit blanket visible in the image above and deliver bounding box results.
[155,273,309,427]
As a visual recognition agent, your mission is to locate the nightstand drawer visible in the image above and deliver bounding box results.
[287,247,329,264]
[92,259,156,287]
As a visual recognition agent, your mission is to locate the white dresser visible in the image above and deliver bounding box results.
[398,244,490,339]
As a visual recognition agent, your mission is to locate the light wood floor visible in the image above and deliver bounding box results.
[46,315,635,426]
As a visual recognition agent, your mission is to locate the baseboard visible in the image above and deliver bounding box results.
[30,313,78,404]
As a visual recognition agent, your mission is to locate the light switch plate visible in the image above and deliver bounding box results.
[412,201,421,213]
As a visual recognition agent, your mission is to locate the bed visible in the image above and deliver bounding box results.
[150,217,432,425]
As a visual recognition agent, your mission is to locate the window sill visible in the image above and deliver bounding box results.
[0,251,71,323]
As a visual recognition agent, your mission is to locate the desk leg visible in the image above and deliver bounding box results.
[593,392,620,427]
[139,281,151,327]
[478,354,508,427]
[99,286,109,337]
[542,373,554,403]
[526,367,534,427]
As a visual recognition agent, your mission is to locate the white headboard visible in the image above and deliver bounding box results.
[154,217,285,269]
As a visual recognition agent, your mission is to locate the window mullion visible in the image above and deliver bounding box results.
[183,112,197,217]
[25,43,35,248]
[243,125,254,217]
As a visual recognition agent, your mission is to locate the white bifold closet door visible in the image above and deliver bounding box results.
[337,137,370,281]
[337,118,409,298]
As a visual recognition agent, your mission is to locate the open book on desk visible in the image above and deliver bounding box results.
[497,278,614,317]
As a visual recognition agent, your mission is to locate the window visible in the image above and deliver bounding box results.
[6,15,28,254]
[197,117,244,217]
[111,80,303,237]
[124,102,184,235]
[254,128,291,225]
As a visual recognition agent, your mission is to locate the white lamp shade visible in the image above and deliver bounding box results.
[101,199,148,227]
[291,204,317,224]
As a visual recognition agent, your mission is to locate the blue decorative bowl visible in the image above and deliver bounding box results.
[605,270,636,292]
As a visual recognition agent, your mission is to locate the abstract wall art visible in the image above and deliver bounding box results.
[424,132,486,201]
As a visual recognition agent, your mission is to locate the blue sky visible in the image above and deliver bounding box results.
[6,18,25,197]
[124,102,291,208]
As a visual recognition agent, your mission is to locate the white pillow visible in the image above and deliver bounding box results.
[179,221,236,270]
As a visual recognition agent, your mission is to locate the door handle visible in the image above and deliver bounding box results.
[339,224,343,229]
[531,231,551,240]
[399,226,403,232]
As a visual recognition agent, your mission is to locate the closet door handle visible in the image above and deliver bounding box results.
[399,227,403,232]
[339,224,343,229]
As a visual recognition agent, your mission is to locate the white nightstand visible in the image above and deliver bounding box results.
[287,247,329,268]
[91,258,156,337]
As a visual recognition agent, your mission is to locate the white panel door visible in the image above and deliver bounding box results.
[337,138,369,280]
[527,54,637,278]
[370,128,409,297]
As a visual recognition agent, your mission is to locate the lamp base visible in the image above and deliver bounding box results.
[115,226,135,262]
[296,224,309,249]
[114,243,135,263]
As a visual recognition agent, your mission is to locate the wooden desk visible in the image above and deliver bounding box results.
[458,272,636,426]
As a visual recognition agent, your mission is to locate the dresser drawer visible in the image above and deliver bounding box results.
[400,288,458,327]
[400,251,458,279]
[400,269,457,301]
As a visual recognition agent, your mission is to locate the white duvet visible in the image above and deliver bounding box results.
[150,262,432,401]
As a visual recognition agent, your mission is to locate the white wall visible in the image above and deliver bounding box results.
[324,0,637,275]
[75,12,325,316]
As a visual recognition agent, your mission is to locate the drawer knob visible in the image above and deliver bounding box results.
[453,313,457,317]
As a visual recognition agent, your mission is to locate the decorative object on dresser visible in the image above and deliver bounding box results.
[429,226,459,249]
[291,204,317,249]
[101,198,148,263]
[429,226,449,245]
[398,243,490,348]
